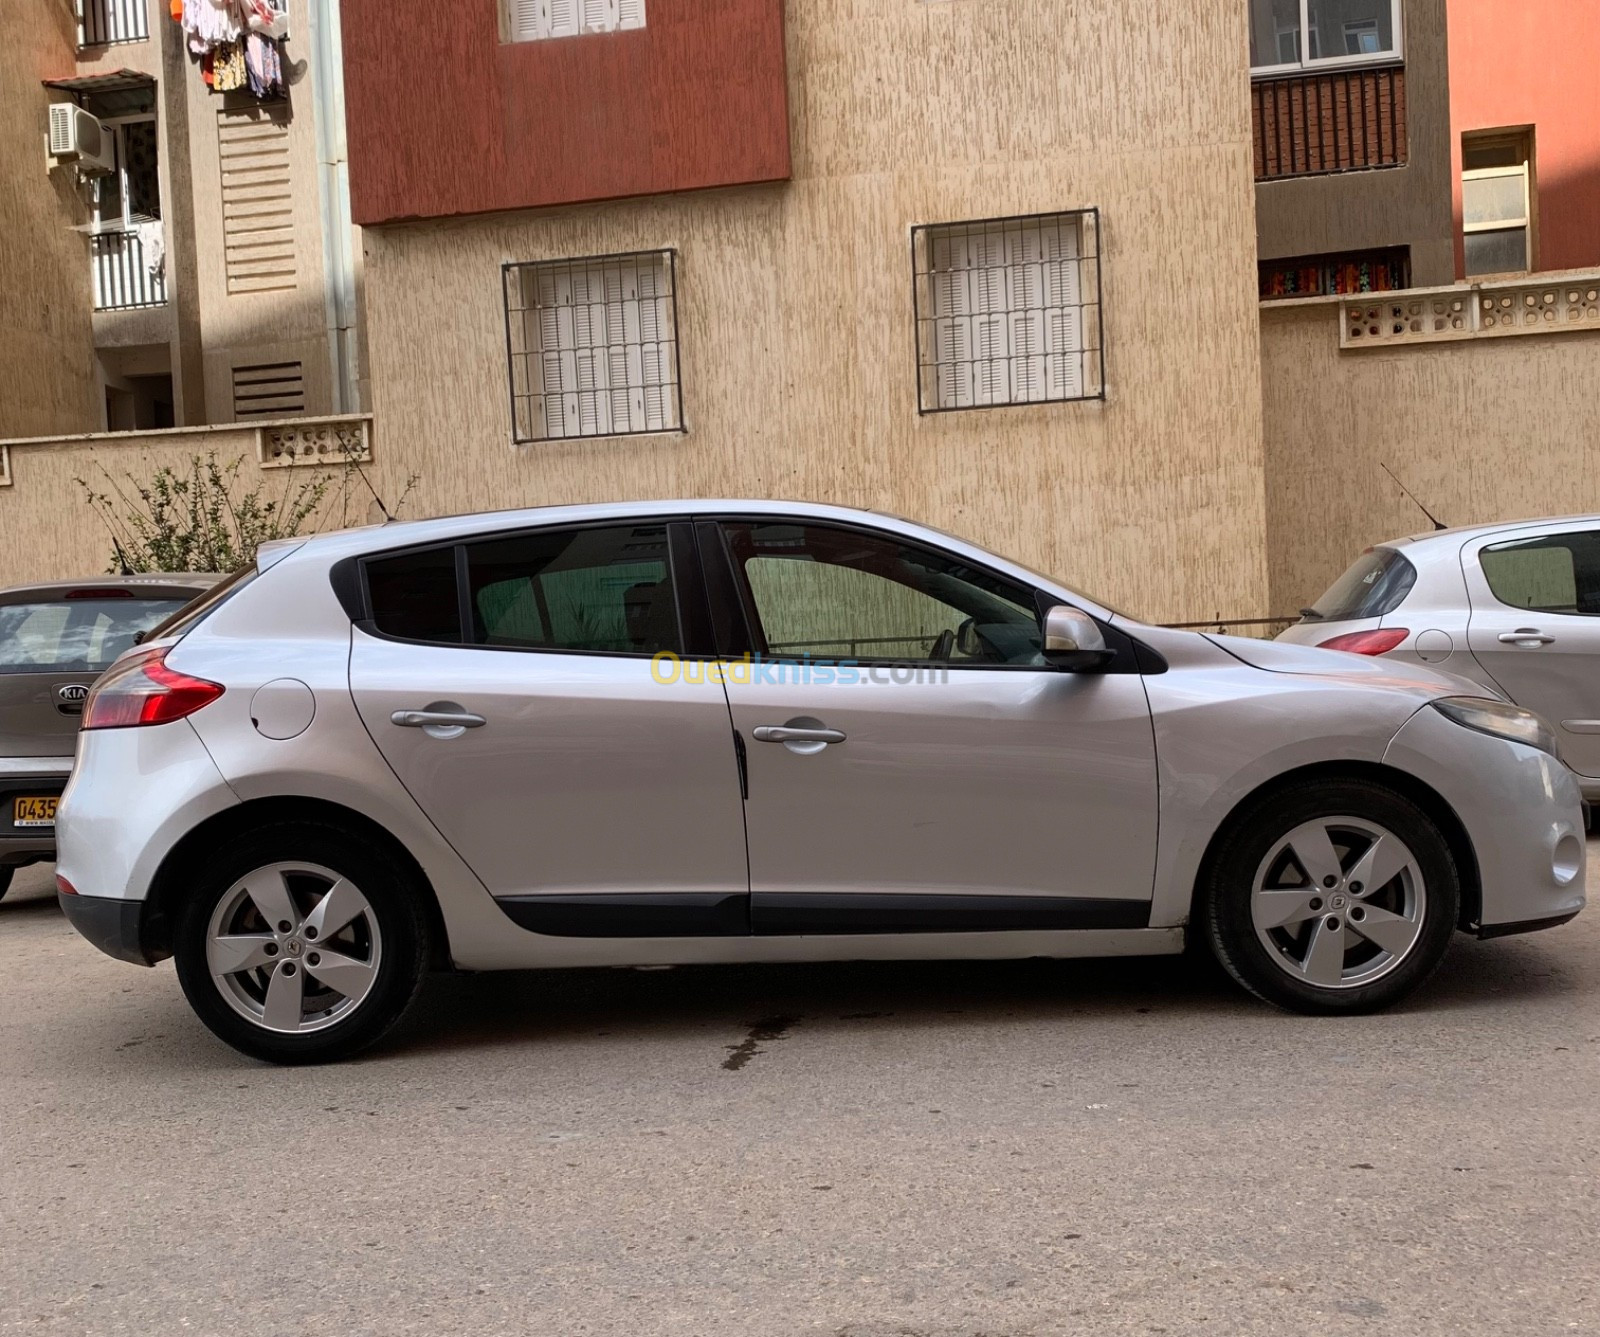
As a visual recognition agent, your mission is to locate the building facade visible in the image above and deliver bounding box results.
[1,0,363,435]
[1448,0,1600,279]
[339,0,1272,625]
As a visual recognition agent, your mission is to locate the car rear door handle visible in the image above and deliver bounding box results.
[391,709,486,729]
[752,725,846,745]
[1498,630,1556,646]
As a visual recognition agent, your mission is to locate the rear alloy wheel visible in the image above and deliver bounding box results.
[1201,780,1460,1014]
[174,825,429,1063]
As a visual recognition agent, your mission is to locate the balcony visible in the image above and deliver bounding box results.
[1252,66,1407,181]
[91,229,166,312]
[77,0,150,48]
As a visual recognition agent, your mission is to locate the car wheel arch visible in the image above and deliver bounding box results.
[1189,759,1482,934]
[142,796,453,970]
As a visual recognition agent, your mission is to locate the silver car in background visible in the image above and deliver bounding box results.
[0,575,218,901]
[54,502,1585,1063]
[1279,516,1600,805]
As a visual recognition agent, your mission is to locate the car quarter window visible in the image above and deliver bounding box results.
[718,521,1044,665]
[1479,531,1600,615]
[465,524,680,655]
[366,546,462,644]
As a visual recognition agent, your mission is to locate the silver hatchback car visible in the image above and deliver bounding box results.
[1278,515,1600,805]
[56,502,1585,1062]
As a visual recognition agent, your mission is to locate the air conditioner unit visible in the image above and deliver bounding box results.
[48,104,114,176]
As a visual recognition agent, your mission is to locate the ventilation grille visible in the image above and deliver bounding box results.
[232,361,305,420]
[218,107,297,295]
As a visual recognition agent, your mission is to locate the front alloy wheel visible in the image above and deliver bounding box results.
[1201,779,1459,1014]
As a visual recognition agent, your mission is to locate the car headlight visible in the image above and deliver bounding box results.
[1430,696,1561,758]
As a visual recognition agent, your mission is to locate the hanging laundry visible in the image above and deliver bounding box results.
[244,33,285,99]
[134,220,166,283]
[212,39,248,92]
[183,0,243,54]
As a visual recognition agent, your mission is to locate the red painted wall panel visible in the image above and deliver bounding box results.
[1449,0,1600,274]
[341,0,791,227]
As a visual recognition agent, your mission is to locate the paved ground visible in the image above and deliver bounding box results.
[2,851,1598,1337]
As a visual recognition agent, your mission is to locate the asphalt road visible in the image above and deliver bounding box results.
[2,850,1597,1337]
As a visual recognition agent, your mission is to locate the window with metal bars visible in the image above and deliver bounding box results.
[503,250,684,443]
[506,0,645,42]
[912,210,1104,414]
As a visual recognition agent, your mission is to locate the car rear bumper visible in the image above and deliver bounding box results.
[57,891,155,966]
[0,757,73,865]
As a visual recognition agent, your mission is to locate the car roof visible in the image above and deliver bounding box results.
[1387,514,1600,550]
[0,573,222,607]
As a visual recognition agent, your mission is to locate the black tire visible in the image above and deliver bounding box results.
[173,821,431,1063]
[0,866,12,903]
[1199,778,1460,1015]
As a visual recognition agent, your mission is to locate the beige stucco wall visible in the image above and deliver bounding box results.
[356,0,1271,625]
[1261,298,1600,613]
[0,0,100,440]
[1255,0,1457,286]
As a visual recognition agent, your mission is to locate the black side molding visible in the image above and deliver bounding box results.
[497,892,750,937]
[751,893,1150,936]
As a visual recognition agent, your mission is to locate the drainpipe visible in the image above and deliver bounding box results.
[308,0,360,414]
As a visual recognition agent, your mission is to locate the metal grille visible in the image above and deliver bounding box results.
[503,250,684,444]
[78,0,149,47]
[1252,67,1407,180]
[232,361,305,419]
[912,210,1104,415]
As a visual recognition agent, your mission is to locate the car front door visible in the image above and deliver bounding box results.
[1464,524,1600,780]
[703,518,1159,933]
[347,520,750,935]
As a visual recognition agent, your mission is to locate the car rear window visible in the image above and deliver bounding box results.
[1304,547,1417,622]
[0,598,190,673]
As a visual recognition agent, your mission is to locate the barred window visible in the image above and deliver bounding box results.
[503,250,683,443]
[912,210,1103,413]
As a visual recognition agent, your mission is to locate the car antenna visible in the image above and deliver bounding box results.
[1381,462,1447,531]
[111,537,134,576]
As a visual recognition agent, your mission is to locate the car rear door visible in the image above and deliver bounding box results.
[346,519,751,935]
[703,517,1159,933]
[1463,523,1600,780]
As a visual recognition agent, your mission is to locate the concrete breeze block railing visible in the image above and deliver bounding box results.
[1341,272,1600,350]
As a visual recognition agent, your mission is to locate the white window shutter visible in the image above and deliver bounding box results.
[580,0,610,34]
[618,0,646,29]
[510,0,541,39]
[548,0,579,39]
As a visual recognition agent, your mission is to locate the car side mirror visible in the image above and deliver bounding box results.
[1042,605,1116,672]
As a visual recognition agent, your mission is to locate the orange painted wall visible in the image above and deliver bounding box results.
[1448,0,1600,275]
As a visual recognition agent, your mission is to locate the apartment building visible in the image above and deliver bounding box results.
[1449,0,1600,278]
[1251,0,1455,298]
[335,0,1272,625]
[1,0,362,435]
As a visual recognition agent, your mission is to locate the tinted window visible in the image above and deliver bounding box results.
[466,525,678,655]
[1306,547,1417,622]
[366,547,462,644]
[0,599,188,673]
[721,522,1043,665]
[1480,532,1600,615]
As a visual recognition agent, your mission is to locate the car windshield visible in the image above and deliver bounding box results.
[0,598,190,673]
[1304,547,1417,622]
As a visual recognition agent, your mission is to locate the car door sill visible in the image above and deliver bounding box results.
[751,893,1151,935]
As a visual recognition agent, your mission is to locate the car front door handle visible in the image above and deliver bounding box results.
[752,725,846,745]
[1498,630,1556,646]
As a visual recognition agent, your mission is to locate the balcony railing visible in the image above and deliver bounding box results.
[78,0,150,47]
[1252,66,1407,181]
[91,229,166,312]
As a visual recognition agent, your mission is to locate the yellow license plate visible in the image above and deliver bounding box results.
[12,797,57,828]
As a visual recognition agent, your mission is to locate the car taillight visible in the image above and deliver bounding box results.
[1317,628,1410,656]
[82,646,224,730]
[56,875,78,897]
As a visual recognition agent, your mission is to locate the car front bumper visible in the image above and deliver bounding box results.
[1385,705,1587,934]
